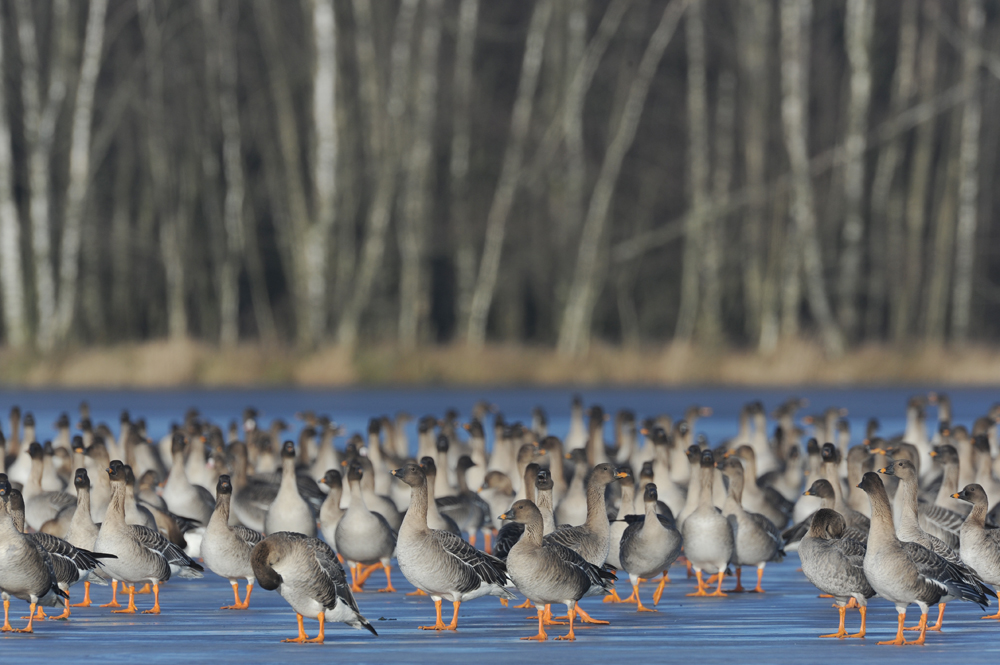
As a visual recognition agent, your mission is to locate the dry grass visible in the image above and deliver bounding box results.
[1,338,999,388]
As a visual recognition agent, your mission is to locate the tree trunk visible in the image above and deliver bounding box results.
[897,0,941,342]
[398,0,443,348]
[834,0,874,340]
[111,131,134,341]
[337,0,419,347]
[557,0,689,356]
[450,0,480,338]
[0,8,27,348]
[923,108,962,342]
[759,189,788,352]
[950,0,984,344]
[736,0,771,343]
[674,0,708,342]
[465,0,553,347]
[870,0,918,341]
[15,0,72,350]
[778,0,843,356]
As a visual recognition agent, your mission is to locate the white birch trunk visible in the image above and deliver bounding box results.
[675,0,708,342]
[835,0,874,339]
[465,0,553,347]
[55,0,108,343]
[950,0,984,343]
[557,0,689,356]
[778,0,843,356]
[0,9,26,347]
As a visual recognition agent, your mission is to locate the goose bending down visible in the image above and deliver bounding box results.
[318,470,345,552]
[619,484,683,611]
[419,457,461,537]
[391,463,513,630]
[0,476,67,633]
[883,459,994,630]
[681,450,734,597]
[953,484,1000,619]
[718,458,784,593]
[203,475,263,610]
[63,469,107,607]
[94,464,204,614]
[336,463,397,593]
[251,532,377,642]
[22,443,76,533]
[8,488,115,620]
[264,441,316,537]
[798,509,875,638]
[500,500,615,641]
[858,472,990,646]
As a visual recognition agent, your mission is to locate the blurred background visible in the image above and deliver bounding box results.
[0,0,998,385]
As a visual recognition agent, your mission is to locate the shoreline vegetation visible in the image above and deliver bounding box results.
[1,339,999,389]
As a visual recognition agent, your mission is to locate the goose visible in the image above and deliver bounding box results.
[137,470,167,511]
[116,463,158,530]
[619,484,683,611]
[229,440,275,531]
[318,469,344,552]
[63,469,106,607]
[565,395,587,453]
[310,420,342,483]
[461,419,488,494]
[436,456,489,546]
[251,531,377,642]
[846,444,873,517]
[203,475,263,610]
[882,459,994,631]
[184,430,219,498]
[6,412,35,487]
[364,418,393,498]
[433,434,457,498]
[920,446,965,547]
[556,449,590,526]
[793,439,824,522]
[730,445,791,529]
[953,484,1000,619]
[0,476,67,633]
[93,463,204,614]
[681,450,734,597]
[782,479,868,551]
[605,467,637,571]
[718,457,784,593]
[22,443,76,532]
[971,435,1000,505]
[798,509,875,638]
[264,441,316,537]
[500,499,615,641]
[391,462,513,630]
[676,445,704,529]
[351,456,403,532]
[648,427,687,514]
[857,472,989,645]
[479,470,515,550]
[494,463,542,561]
[538,435,568,501]
[40,441,66,492]
[336,462,397,593]
[418,457,461,537]
[8,488,115,620]
[162,433,214,525]
[758,431,804,503]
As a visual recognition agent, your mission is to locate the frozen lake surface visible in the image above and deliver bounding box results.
[0,385,998,663]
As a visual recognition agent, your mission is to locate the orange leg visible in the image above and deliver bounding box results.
[727,567,746,593]
[241,583,254,609]
[337,553,345,565]
[573,605,609,625]
[135,583,152,594]
[555,607,577,641]
[0,599,11,632]
[52,597,71,620]
[686,570,709,597]
[419,598,448,630]
[304,613,326,644]
[100,580,121,608]
[485,529,496,555]
[684,557,693,578]
[635,584,657,613]
[750,567,766,593]
[848,606,867,638]
[877,612,907,646]
[72,581,93,607]
[499,597,508,607]
[708,571,727,597]
[468,532,477,548]
[22,604,46,620]
[282,613,309,643]
[845,597,858,608]
[112,584,138,614]
[355,562,383,587]
[652,572,669,606]
[13,602,37,633]
[514,597,534,609]
[407,588,428,597]
[539,604,566,626]
[142,582,161,614]
[445,601,460,630]
[603,587,623,603]
[222,582,243,610]
[820,605,848,638]
[521,605,548,641]
[982,605,1000,620]
[908,613,928,645]
[927,603,945,631]
[377,565,396,593]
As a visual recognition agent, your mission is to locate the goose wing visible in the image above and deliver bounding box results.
[546,540,615,591]
[543,524,588,552]
[30,532,113,574]
[900,541,991,608]
[429,529,511,591]
[232,525,264,549]
[30,540,69,599]
[128,524,205,574]
[493,522,524,561]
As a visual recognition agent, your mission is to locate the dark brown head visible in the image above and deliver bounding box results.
[419,456,438,479]
[456,455,476,473]
[952,483,988,506]
[524,462,540,485]
[649,427,670,447]
[465,419,485,439]
[517,443,544,465]
[139,470,160,490]
[28,442,43,460]
[821,443,839,463]
[590,462,627,487]
[436,435,449,453]
[171,432,186,455]
[498,499,541,525]
[56,413,70,429]
[803,478,835,500]
[718,457,744,478]
[391,462,427,488]
[535,469,553,492]
[367,418,381,436]
[643,483,658,504]
[931,444,958,465]
[481,470,513,493]
[250,539,282,591]
[347,462,364,483]
[107,461,127,484]
[640,461,654,482]
[217,475,233,495]
[8,487,24,519]
[123,464,137,487]
[320,469,342,491]
[281,440,296,459]
[74,468,90,491]
[809,508,846,540]
[879,459,916,480]
[857,471,885,496]
[23,413,35,427]
[699,450,715,469]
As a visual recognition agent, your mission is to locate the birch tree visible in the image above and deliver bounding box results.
[465,0,552,347]
[779,0,843,356]
[835,0,874,340]
[558,0,690,356]
[0,9,27,347]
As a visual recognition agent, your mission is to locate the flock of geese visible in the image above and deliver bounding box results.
[0,395,998,646]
